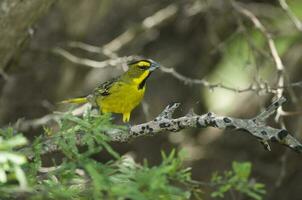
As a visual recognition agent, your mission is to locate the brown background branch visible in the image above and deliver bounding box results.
[0,0,56,70]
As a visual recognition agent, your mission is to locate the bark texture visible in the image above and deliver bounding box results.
[0,0,56,70]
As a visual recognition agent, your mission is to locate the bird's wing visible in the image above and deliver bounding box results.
[93,76,120,97]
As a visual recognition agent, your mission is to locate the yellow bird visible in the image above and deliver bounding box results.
[61,59,160,122]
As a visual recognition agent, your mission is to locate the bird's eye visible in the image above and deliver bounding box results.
[138,66,146,70]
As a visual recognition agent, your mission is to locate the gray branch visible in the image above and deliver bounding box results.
[106,97,302,153]
[22,97,302,159]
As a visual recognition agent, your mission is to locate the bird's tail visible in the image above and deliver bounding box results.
[60,97,88,104]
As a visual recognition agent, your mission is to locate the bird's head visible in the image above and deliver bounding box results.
[124,59,160,87]
[128,59,160,74]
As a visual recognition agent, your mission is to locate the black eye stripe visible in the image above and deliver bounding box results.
[139,66,147,70]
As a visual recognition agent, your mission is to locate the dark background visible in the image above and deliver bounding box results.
[1,0,302,199]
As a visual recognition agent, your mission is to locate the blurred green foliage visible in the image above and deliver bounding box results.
[0,128,28,190]
[203,1,302,114]
[211,161,266,200]
[0,109,266,199]
[0,110,199,199]
[289,0,302,18]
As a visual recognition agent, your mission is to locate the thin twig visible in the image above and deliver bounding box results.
[68,41,118,58]
[160,66,275,93]
[54,46,302,95]
[103,4,178,53]
[279,0,302,32]
[231,1,286,122]
[53,47,132,69]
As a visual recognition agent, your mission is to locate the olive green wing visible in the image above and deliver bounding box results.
[93,76,120,97]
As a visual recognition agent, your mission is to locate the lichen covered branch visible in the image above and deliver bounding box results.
[23,97,302,159]
[107,97,302,153]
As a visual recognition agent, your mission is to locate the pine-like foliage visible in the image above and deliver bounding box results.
[0,109,265,200]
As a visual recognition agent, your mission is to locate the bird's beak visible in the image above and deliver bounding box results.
[149,62,160,72]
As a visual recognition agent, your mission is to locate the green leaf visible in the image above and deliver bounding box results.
[0,168,7,183]
[14,165,27,189]
[0,152,27,165]
[0,135,28,150]
[246,190,263,200]
[232,161,251,180]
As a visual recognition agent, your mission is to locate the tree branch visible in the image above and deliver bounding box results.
[22,97,302,159]
[0,0,56,69]
[107,97,302,153]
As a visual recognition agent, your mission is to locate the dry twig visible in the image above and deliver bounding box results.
[54,46,286,94]
[231,1,287,121]
[279,0,302,32]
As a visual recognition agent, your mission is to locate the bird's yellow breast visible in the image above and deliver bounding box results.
[62,59,158,123]
[96,82,145,114]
